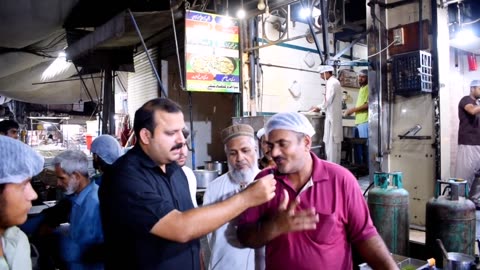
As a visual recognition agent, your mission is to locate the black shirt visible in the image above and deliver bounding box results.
[99,145,200,270]
[458,96,480,145]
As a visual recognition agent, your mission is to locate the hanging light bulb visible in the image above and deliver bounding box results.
[236,9,246,19]
[257,0,266,10]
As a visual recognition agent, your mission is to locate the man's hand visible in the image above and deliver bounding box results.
[242,174,276,208]
[345,107,355,116]
[270,190,319,235]
[308,106,320,113]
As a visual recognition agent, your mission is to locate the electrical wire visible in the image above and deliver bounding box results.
[367,40,396,58]
[462,17,480,26]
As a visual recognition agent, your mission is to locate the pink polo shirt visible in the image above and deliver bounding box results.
[238,153,378,270]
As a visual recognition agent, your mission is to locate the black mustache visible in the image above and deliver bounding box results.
[171,143,184,151]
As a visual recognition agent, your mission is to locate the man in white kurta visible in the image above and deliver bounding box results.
[316,65,343,164]
[203,124,264,270]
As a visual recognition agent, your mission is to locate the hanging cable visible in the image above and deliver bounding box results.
[170,4,185,90]
[368,40,396,58]
[128,9,168,97]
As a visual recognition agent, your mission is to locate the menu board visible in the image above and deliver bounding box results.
[185,10,240,93]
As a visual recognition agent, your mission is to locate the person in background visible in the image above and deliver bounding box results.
[50,150,104,269]
[0,119,19,139]
[345,69,369,166]
[237,112,397,270]
[455,80,480,207]
[203,124,265,270]
[0,136,41,269]
[177,128,198,207]
[310,65,343,164]
[99,98,276,270]
[256,128,275,169]
[90,135,124,186]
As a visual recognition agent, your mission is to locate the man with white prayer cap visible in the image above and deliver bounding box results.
[237,112,397,270]
[456,79,480,207]
[0,135,42,269]
[310,65,343,164]
[203,124,265,270]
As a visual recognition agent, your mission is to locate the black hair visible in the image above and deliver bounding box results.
[0,120,19,134]
[133,98,182,140]
[0,183,5,194]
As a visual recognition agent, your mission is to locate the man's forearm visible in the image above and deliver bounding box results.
[151,192,252,242]
[356,235,397,270]
[237,219,281,248]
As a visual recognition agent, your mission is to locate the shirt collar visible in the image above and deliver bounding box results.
[73,181,95,206]
[132,144,159,169]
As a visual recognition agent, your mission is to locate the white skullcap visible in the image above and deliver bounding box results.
[317,65,334,73]
[358,69,368,76]
[265,112,315,137]
[470,80,480,87]
[0,135,44,184]
[91,135,124,165]
[256,128,266,140]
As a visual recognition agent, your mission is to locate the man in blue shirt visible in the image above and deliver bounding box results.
[51,150,104,270]
[100,98,277,270]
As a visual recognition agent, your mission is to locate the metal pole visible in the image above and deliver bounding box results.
[32,76,102,85]
[301,0,325,64]
[188,92,196,168]
[170,6,185,90]
[128,9,168,97]
[318,0,330,63]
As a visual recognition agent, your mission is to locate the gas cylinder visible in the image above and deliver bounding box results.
[425,179,476,268]
[368,172,409,256]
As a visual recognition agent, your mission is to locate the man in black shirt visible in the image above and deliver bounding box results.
[99,98,276,270]
[455,80,480,205]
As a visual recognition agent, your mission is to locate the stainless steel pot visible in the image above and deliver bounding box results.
[443,252,476,270]
[343,126,356,138]
[193,169,218,188]
[204,161,228,175]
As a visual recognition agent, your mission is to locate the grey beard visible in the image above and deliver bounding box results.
[228,162,258,185]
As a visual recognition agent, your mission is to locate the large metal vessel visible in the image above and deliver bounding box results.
[368,172,409,256]
[425,179,476,268]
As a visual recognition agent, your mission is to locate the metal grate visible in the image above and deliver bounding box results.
[392,50,432,95]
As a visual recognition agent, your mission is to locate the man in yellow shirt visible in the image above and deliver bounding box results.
[345,69,369,165]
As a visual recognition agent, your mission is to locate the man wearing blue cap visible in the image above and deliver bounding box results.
[0,135,42,269]
[91,135,124,186]
[456,80,480,206]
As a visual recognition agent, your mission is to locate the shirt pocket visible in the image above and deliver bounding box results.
[306,212,338,245]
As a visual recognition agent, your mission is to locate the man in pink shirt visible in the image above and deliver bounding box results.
[237,112,397,270]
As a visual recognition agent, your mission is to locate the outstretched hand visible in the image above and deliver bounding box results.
[272,190,319,234]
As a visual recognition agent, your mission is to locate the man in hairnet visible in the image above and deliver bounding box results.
[237,112,397,270]
[0,120,20,140]
[90,135,124,186]
[0,135,42,269]
[345,69,369,166]
[310,65,343,164]
[456,80,480,207]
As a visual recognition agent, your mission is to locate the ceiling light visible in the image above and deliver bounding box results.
[299,8,310,19]
[455,28,476,43]
[41,51,72,82]
[236,9,246,19]
[257,0,266,10]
